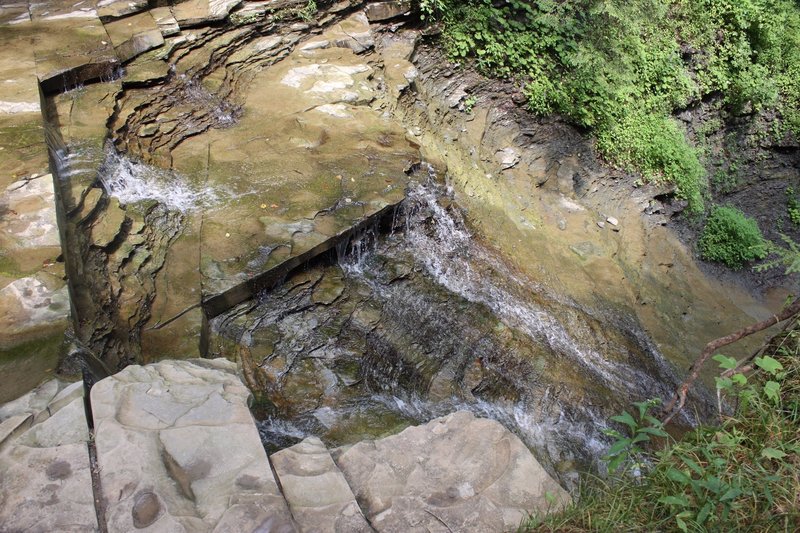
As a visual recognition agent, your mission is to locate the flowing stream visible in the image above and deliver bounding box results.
[209,174,690,482]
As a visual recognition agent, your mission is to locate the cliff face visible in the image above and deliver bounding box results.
[677,99,800,297]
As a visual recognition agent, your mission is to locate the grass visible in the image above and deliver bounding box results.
[525,322,800,531]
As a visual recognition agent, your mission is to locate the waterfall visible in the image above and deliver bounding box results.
[97,145,217,212]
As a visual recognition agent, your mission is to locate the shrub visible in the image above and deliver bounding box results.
[429,0,800,210]
[596,111,705,212]
[527,324,800,532]
[698,206,768,268]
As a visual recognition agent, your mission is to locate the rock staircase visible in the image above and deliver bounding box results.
[0,359,570,532]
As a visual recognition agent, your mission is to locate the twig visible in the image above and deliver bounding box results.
[720,316,800,379]
[424,509,454,533]
[661,297,800,425]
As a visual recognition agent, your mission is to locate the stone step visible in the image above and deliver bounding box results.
[270,437,373,533]
[0,379,99,532]
[90,358,296,532]
[332,411,571,533]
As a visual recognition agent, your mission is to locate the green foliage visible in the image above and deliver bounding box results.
[462,95,476,114]
[597,111,705,211]
[756,234,800,275]
[297,0,317,22]
[698,206,768,268]
[603,399,668,473]
[417,0,447,20]
[430,0,800,212]
[527,324,800,532]
[787,188,800,225]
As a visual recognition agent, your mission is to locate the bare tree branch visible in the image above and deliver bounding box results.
[661,297,800,425]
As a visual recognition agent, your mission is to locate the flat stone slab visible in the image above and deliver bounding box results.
[192,13,417,305]
[91,358,295,531]
[104,11,165,63]
[172,0,243,27]
[28,5,119,94]
[271,437,372,533]
[334,411,571,532]
[0,379,98,532]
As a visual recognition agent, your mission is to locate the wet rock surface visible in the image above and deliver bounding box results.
[397,43,780,378]
[37,0,423,369]
[0,2,793,529]
[91,358,294,532]
[0,5,70,402]
[210,180,687,482]
[0,379,98,532]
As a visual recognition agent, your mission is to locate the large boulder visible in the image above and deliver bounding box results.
[333,411,571,532]
[91,358,295,532]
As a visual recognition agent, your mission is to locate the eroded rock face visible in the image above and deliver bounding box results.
[90,358,294,532]
[0,4,71,402]
[0,379,98,532]
[395,43,779,381]
[333,411,570,532]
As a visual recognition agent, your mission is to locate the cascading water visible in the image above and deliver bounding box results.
[210,175,690,485]
[98,145,218,212]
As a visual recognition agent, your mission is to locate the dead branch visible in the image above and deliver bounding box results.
[720,316,800,379]
[661,297,800,425]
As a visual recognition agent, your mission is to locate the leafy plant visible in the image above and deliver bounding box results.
[597,111,705,211]
[297,0,317,22]
[698,206,768,268]
[787,187,800,225]
[527,323,800,532]
[462,95,476,113]
[417,0,447,20]
[603,398,668,474]
[757,234,800,275]
[428,0,800,215]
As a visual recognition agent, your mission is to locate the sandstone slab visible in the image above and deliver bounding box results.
[28,6,119,95]
[172,0,243,27]
[0,379,98,532]
[365,1,411,22]
[334,411,571,532]
[104,11,165,63]
[91,358,295,532]
[271,437,371,533]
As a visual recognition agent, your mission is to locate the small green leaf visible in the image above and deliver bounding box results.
[658,495,689,507]
[715,376,733,391]
[720,487,742,501]
[697,501,713,524]
[610,411,637,431]
[713,353,738,370]
[606,438,632,457]
[681,455,703,475]
[731,373,748,385]
[643,415,664,427]
[764,380,780,402]
[675,515,688,533]
[666,467,691,485]
[639,426,669,438]
[755,356,784,375]
[633,400,650,420]
[761,447,786,460]
[607,453,626,472]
